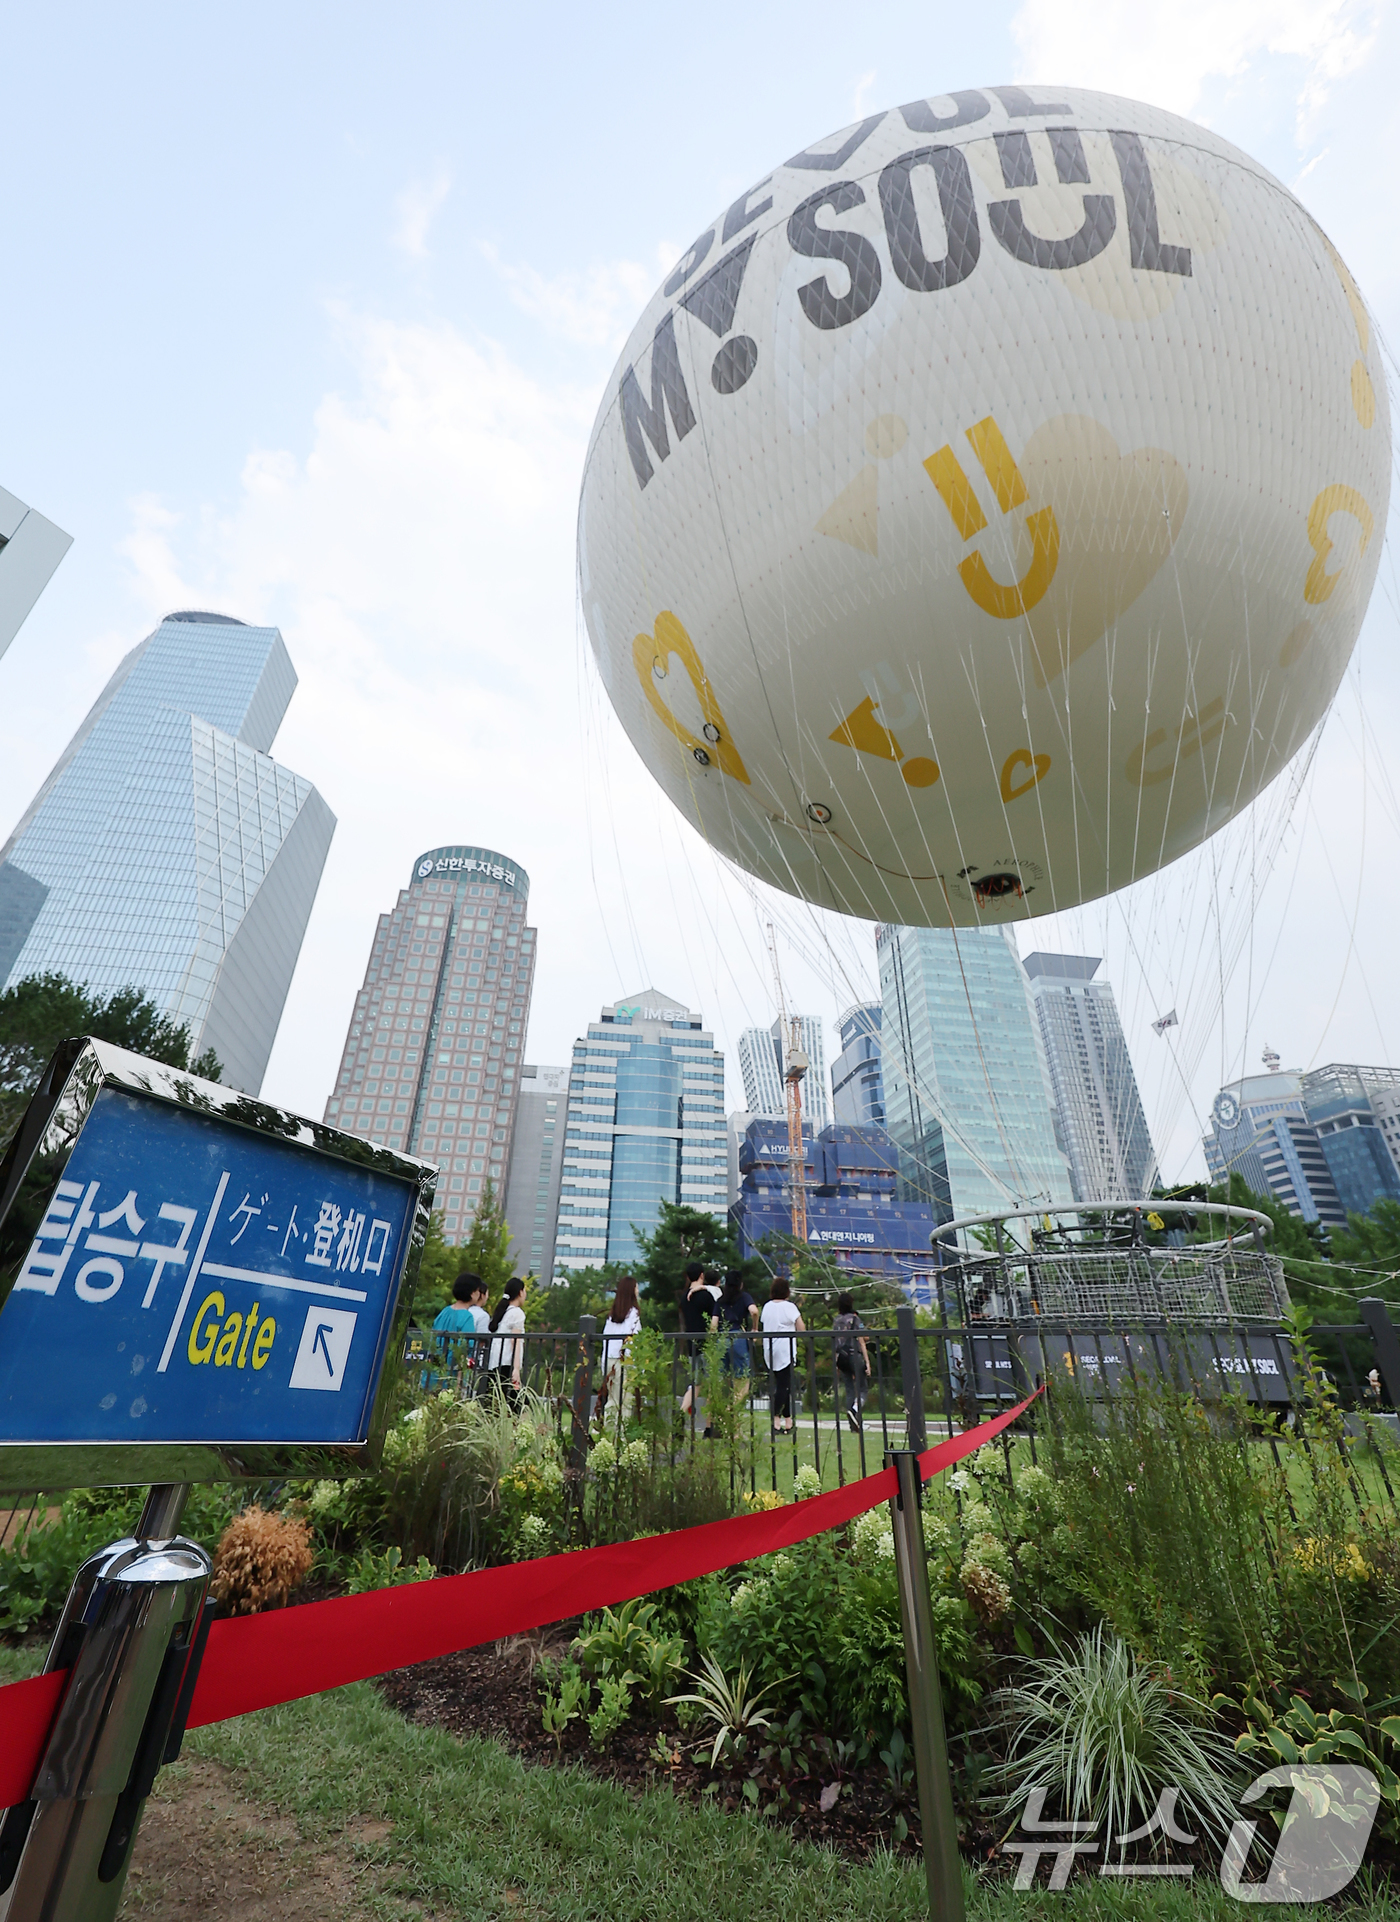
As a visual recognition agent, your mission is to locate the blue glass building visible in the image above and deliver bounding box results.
[554,991,727,1271]
[0,612,334,1093]
[831,1003,885,1128]
[1204,1060,1400,1225]
[0,480,70,661]
[879,924,1070,1221]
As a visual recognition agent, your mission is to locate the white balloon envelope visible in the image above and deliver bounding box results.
[578,87,1389,926]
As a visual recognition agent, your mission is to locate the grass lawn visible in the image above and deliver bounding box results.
[3,1636,1397,1917]
[169,1682,1396,1922]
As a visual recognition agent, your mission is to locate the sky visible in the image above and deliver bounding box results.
[0,0,1396,1189]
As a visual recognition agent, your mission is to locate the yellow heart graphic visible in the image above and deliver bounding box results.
[1000,748,1052,802]
[632,611,750,784]
[1017,414,1188,688]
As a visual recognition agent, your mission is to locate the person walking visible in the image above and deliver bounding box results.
[596,1275,641,1422]
[433,1272,489,1389]
[719,1269,758,1380]
[832,1291,871,1432]
[679,1260,718,1433]
[760,1277,804,1433]
[486,1278,527,1408]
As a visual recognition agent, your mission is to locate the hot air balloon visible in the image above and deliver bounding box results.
[577,87,1389,926]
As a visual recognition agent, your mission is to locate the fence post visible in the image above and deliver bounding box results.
[887,1450,965,1922]
[897,1305,927,1454]
[1359,1298,1400,1409]
[569,1316,597,1475]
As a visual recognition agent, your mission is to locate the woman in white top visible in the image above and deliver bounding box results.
[486,1278,527,1408]
[596,1274,642,1422]
[759,1277,804,1432]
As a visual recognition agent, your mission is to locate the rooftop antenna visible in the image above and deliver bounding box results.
[766,921,809,1247]
[1262,1043,1281,1072]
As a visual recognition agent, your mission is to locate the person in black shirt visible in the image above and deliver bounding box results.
[719,1268,758,1378]
[679,1259,717,1433]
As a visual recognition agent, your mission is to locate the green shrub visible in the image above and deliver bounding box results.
[538,1655,589,1753]
[345,1545,435,1594]
[0,1482,244,1634]
[575,1599,686,1706]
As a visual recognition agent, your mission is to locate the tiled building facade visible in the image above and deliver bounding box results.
[323,845,535,1243]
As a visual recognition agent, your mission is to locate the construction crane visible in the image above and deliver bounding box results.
[766,922,809,1247]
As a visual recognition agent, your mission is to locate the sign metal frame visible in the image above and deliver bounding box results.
[0,1037,437,1491]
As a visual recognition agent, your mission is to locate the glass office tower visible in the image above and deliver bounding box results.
[832,1002,885,1127]
[555,990,727,1270]
[0,611,334,1093]
[879,924,1070,1221]
[1023,953,1159,1202]
[323,847,535,1243]
[1202,1059,1400,1224]
[0,480,71,661]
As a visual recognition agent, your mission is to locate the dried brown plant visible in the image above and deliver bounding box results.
[210,1506,314,1615]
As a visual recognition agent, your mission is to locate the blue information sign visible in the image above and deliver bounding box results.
[0,1041,434,1484]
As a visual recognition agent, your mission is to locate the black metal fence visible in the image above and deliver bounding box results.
[4,1302,1396,1557]
[401,1299,1400,1504]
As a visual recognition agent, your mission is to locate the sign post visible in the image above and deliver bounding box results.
[887,1449,965,1922]
[0,1037,436,1917]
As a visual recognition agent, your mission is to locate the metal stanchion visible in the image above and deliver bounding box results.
[887,1450,965,1922]
[0,1484,212,1922]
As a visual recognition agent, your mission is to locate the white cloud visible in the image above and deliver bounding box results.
[853,69,877,116]
[481,240,677,353]
[1010,0,1382,132]
[116,304,846,1120]
[393,166,451,259]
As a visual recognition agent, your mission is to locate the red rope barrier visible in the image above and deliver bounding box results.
[0,1391,1040,1808]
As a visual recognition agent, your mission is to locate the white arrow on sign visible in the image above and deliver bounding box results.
[289,1305,357,1391]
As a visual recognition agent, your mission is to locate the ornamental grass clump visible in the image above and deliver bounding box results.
[210,1506,313,1614]
[991,1624,1241,1846]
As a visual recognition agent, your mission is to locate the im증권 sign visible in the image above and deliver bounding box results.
[0,1038,436,1489]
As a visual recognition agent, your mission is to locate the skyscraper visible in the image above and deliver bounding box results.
[323,846,536,1243]
[1203,1059,1400,1224]
[555,990,726,1271]
[0,611,333,1093]
[832,1003,885,1128]
[737,1015,830,1128]
[880,924,1069,1221]
[504,1063,568,1278]
[1023,953,1159,1202]
[0,481,71,660]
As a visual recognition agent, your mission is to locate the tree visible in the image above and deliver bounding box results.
[1196,1174,1389,1314]
[524,1264,620,1331]
[409,1211,459,1319]
[1318,1197,1400,1311]
[456,1178,517,1306]
[0,971,221,1146]
[754,1231,905,1324]
[632,1200,761,1327]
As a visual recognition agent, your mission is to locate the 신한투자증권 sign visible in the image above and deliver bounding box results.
[0,1038,436,1489]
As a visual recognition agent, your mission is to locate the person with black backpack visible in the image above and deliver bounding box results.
[832,1291,871,1432]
